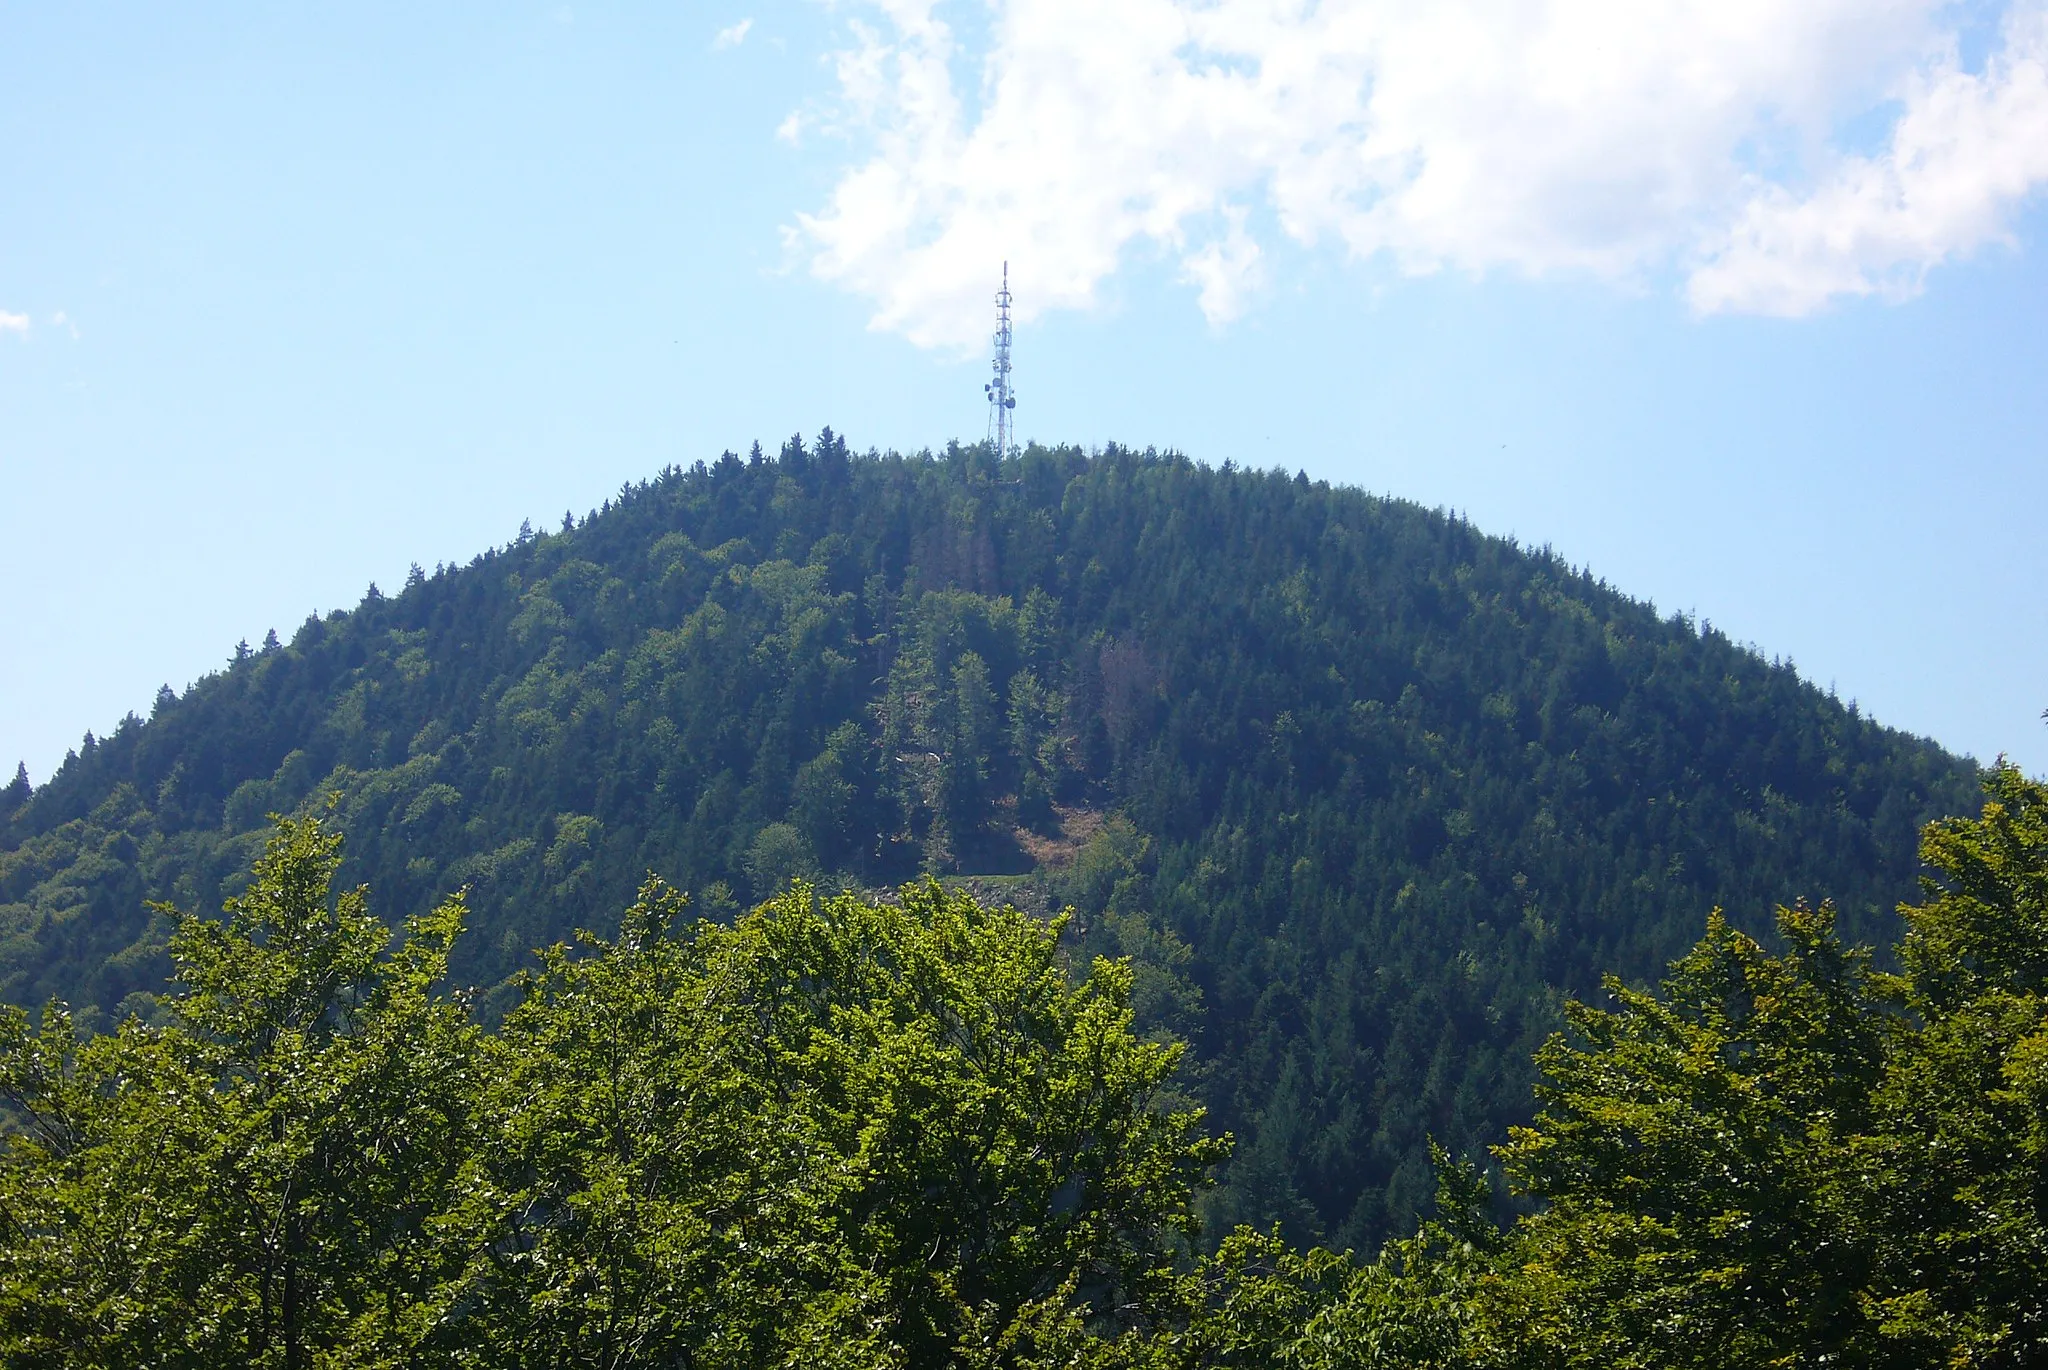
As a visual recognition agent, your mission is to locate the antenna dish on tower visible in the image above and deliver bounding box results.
[985,263,1016,460]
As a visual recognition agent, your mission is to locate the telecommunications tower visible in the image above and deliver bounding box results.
[984,262,1016,460]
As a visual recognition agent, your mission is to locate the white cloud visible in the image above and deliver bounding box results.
[1181,205,1265,326]
[789,0,2048,349]
[0,311,28,337]
[713,18,753,51]
[1690,4,2048,313]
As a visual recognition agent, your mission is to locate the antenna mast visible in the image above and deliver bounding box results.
[984,262,1016,460]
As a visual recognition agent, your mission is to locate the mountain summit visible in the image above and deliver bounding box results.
[0,437,1977,1246]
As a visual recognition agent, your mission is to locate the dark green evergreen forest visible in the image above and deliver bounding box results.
[0,438,1981,1251]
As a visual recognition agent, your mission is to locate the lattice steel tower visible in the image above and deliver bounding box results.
[984,262,1016,460]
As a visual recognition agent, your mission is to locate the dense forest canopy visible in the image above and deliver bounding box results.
[7,775,2046,1367]
[0,437,1980,1247]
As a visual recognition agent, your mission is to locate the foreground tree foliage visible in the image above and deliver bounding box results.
[1489,762,2048,1368]
[2,765,2044,1366]
[0,816,1222,1368]
[448,873,1225,1369]
[0,817,477,1366]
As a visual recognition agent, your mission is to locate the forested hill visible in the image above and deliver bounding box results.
[0,437,1979,1249]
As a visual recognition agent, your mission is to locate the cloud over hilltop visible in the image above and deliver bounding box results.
[785,0,2048,349]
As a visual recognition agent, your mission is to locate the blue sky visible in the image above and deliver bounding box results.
[3,1,2045,783]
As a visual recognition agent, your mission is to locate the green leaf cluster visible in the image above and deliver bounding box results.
[0,816,1223,1368]
[0,816,478,1366]
[1476,763,2048,1367]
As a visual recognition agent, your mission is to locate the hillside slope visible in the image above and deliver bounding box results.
[0,438,1980,1247]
